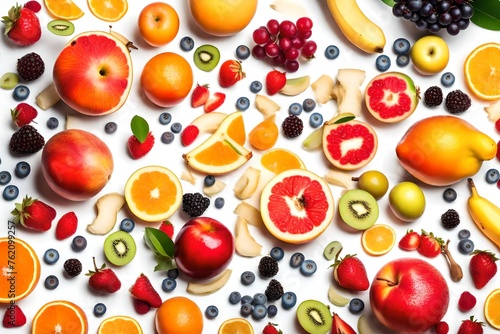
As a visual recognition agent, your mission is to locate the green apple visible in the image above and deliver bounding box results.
[410,35,449,75]
[388,181,426,222]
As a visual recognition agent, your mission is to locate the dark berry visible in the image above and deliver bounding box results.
[458,229,471,240]
[71,236,87,252]
[396,55,410,67]
[170,122,182,133]
[167,268,180,280]
[265,279,284,301]
[282,115,303,138]
[441,209,460,229]
[15,161,30,178]
[424,86,443,107]
[458,238,474,254]
[288,102,303,116]
[204,175,215,187]
[161,131,175,144]
[485,169,500,184]
[182,192,210,217]
[93,303,107,317]
[241,271,255,285]
[64,258,82,277]
[205,305,219,319]
[161,278,177,292]
[104,121,117,134]
[0,171,12,185]
[252,293,267,305]
[180,36,195,51]
[393,38,411,55]
[214,197,225,209]
[240,303,253,317]
[250,80,262,93]
[236,45,251,60]
[445,90,471,114]
[375,54,391,72]
[43,248,60,265]
[46,117,59,129]
[10,125,45,155]
[3,185,19,201]
[252,304,267,320]
[290,252,305,268]
[349,298,365,314]
[13,85,30,101]
[302,98,316,112]
[267,304,278,317]
[229,291,242,304]
[443,188,457,203]
[236,97,250,111]
[325,45,340,60]
[300,259,317,276]
[281,291,297,309]
[159,112,172,125]
[270,247,284,261]
[17,52,45,81]
[258,256,279,278]
[44,275,59,290]
[441,72,455,87]
[309,112,323,128]
[241,295,253,305]
[119,218,135,233]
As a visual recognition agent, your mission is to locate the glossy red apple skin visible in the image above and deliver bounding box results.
[369,258,449,334]
[41,129,114,202]
[174,217,234,280]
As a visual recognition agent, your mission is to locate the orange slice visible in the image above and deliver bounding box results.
[124,165,183,222]
[0,237,40,303]
[32,300,88,334]
[261,148,306,174]
[464,43,500,100]
[88,0,128,22]
[218,318,254,334]
[361,224,396,256]
[44,0,84,20]
[485,288,500,329]
[98,315,143,334]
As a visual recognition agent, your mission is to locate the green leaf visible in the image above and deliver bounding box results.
[130,115,149,143]
[144,227,174,258]
[153,253,175,272]
[381,0,396,6]
[334,115,356,124]
[471,0,500,31]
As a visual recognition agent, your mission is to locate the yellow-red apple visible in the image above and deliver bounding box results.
[410,35,449,76]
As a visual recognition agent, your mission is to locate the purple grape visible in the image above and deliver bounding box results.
[252,45,267,59]
[290,36,304,49]
[301,40,317,58]
[265,43,280,58]
[285,48,300,61]
[285,60,299,73]
[279,37,292,51]
[296,17,313,33]
[279,20,297,38]
[266,19,280,35]
[253,28,270,45]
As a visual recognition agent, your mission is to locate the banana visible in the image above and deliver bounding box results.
[326,0,386,54]
[467,178,500,248]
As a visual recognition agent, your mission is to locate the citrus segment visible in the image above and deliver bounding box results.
[464,43,500,100]
[0,238,40,303]
[124,166,183,222]
[218,318,254,334]
[44,0,84,20]
[155,296,203,334]
[227,113,246,146]
[249,115,278,150]
[485,288,500,329]
[98,315,142,334]
[88,0,128,22]
[361,224,396,256]
[261,148,305,174]
[32,300,88,334]
[260,169,334,244]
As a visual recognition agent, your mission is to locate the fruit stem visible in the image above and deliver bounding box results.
[467,178,479,197]
[351,177,359,182]
[92,257,98,271]
[375,277,397,287]
[442,240,463,282]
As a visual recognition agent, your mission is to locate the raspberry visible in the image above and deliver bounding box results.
[458,291,476,311]
[24,1,42,12]
[258,256,279,278]
[441,209,460,229]
[423,86,443,107]
[17,52,45,82]
[434,321,449,334]
[281,115,303,138]
[182,193,210,217]
[445,89,471,114]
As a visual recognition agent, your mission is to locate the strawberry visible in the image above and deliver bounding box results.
[2,304,26,328]
[204,92,226,113]
[469,250,498,289]
[159,220,174,239]
[127,132,154,159]
[191,83,209,107]
[11,195,56,232]
[458,291,476,311]
[86,257,121,294]
[55,211,78,240]
[130,273,162,308]
[457,316,485,334]
[132,298,151,314]
[398,229,420,251]
[11,102,37,127]
[417,229,444,258]
[180,125,199,146]
[2,4,41,46]
[331,254,369,291]
[263,322,282,334]
[331,313,356,334]
[434,321,449,334]
[24,1,42,13]
[265,69,286,95]
[218,60,245,88]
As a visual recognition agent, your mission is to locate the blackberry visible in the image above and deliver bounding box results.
[282,115,303,138]
[17,52,45,81]
[63,258,82,277]
[445,90,471,114]
[182,192,210,217]
[423,86,443,107]
[258,256,279,278]
[9,125,45,155]
[264,279,284,301]
[441,209,460,229]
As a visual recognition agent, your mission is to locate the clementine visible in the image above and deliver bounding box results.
[138,2,180,47]
[88,0,128,22]
[32,300,88,333]
[44,0,84,20]
[155,296,203,334]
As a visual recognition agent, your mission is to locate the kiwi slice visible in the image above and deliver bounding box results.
[296,299,333,334]
[0,73,19,89]
[47,20,75,36]
[323,240,343,261]
[338,189,379,230]
[193,44,220,72]
[104,231,136,266]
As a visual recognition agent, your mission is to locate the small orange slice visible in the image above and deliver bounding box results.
[464,42,500,100]
[361,224,396,256]
[485,288,500,329]
[98,315,143,334]
[32,300,88,334]
[261,148,306,174]
[218,318,254,334]
[88,0,128,22]
[44,0,84,20]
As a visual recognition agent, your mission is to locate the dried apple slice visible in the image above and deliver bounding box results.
[186,269,232,295]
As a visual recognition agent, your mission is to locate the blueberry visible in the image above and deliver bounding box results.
[46,117,59,129]
[458,238,474,254]
[43,248,60,265]
[393,38,411,55]
[325,45,340,60]
[376,55,391,72]
[267,304,278,317]
[252,293,267,305]
[442,188,457,203]
[204,175,215,187]
[71,235,87,252]
[15,161,30,178]
[167,268,180,279]
[229,291,242,304]
[281,291,297,309]
[104,121,117,134]
[396,54,410,67]
[236,45,251,60]
[159,112,172,125]
[214,197,225,209]
[290,252,305,268]
[161,131,175,144]
[302,98,316,112]
[44,275,59,290]
[441,72,455,87]
[252,304,267,320]
[180,36,195,51]
[241,295,253,305]
[161,278,177,292]
[93,303,107,317]
[240,303,253,317]
[240,271,255,285]
[205,305,219,319]
[485,168,500,184]
[3,185,19,201]
[458,229,471,240]
[250,81,263,93]
[171,122,182,134]
[309,112,323,128]
[349,298,365,314]
[288,102,303,116]
[119,218,135,232]
[0,171,12,185]
[300,259,317,276]
[270,247,284,261]
[236,97,250,111]
[13,85,30,101]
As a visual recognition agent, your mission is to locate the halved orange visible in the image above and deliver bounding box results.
[485,288,500,329]
[361,224,396,256]
[218,318,254,334]
[88,0,128,22]
[464,43,500,100]
[44,0,84,20]
[260,148,306,174]
[0,237,40,303]
[32,300,88,333]
[124,165,183,222]
[98,315,143,334]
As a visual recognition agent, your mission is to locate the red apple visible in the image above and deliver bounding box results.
[369,258,449,334]
[41,129,114,201]
[174,217,234,280]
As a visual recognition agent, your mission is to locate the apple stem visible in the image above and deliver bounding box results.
[351,177,360,182]
[442,239,463,282]
[375,277,397,286]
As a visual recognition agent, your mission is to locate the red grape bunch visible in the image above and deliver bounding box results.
[251,17,317,73]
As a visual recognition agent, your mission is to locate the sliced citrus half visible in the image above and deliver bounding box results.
[98,315,143,334]
[88,0,128,22]
[485,288,500,329]
[124,165,183,222]
[464,43,500,100]
[260,148,306,174]
[260,169,334,244]
[0,237,40,303]
[361,224,396,256]
[183,111,252,174]
[44,0,84,20]
[218,318,254,334]
[32,300,88,333]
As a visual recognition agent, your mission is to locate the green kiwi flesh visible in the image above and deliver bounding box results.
[47,20,75,36]
[193,44,220,72]
[104,231,136,266]
[296,299,333,334]
[323,240,343,261]
[338,189,379,230]
[0,73,19,89]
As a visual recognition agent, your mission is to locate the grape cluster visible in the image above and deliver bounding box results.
[392,0,473,35]
[252,17,317,72]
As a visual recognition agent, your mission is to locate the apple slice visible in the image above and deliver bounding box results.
[234,202,264,227]
[87,193,125,235]
[255,94,281,119]
[180,166,196,185]
[302,127,323,150]
[234,166,261,200]
[331,69,366,116]
[485,99,500,122]
[270,0,306,17]
[36,83,60,110]
[203,179,226,196]
[186,269,232,295]
[324,169,356,189]
[327,283,350,306]
[311,74,335,104]
[235,216,263,257]
[280,75,310,96]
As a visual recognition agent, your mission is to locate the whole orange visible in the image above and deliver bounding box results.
[188,0,258,36]
[155,296,203,334]
[141,52,193,108]
[138,2,179,47]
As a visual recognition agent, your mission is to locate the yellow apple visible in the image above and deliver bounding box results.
[410,35,449,75]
